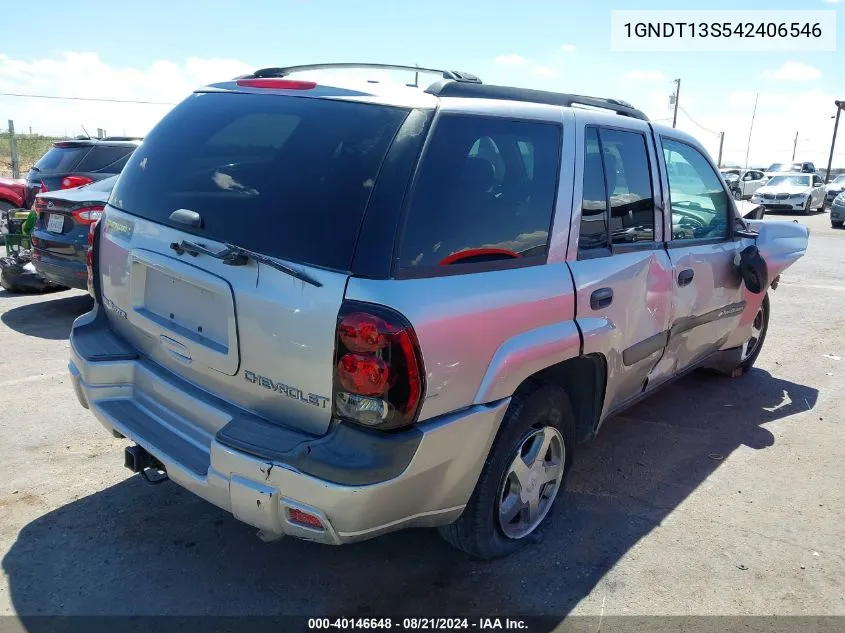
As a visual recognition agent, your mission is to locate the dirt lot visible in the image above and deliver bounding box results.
[0,211,843,627]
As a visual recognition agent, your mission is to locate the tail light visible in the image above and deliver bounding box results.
[333,302,425,430]
[39,181,48,194]
[60,175,93,190]
[72,205,105,225]
[86,220,100,298]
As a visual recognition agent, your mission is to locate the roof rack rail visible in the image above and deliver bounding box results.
[101,136,143,142]
[425,82,648,121]
[247,63,481,84]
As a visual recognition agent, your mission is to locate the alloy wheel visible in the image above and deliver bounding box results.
[497,426,565,540]
[741,303,766,362]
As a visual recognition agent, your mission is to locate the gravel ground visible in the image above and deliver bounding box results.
[0,210,842,627]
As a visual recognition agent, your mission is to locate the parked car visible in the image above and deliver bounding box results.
[68,64,808,559]
[24,137,140,208]
[831,192,845,228]
[0,177,28,239]
[764,161,816,177]
[30,176,115,290]
[751,173,826,214]
[824,174,845,207]
[720,168,768,200]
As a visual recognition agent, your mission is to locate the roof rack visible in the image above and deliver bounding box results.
[425,81,649,121]
[101,136,143,142]
[247,63,482,84]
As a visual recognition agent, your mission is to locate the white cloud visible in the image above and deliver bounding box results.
[532,65,560,78]
[622,69,668,82]
[494,54,528,66]
[0,52,415,139]
[560,44,577,52]
[761,61,822,81]
[0,52,254,137]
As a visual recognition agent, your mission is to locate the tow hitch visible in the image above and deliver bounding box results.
[124,445,169,485]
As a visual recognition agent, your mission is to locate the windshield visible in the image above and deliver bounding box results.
[767,163,790,172]
[766,175,810,187]
[110,92,409,271]
[833,175,845,184]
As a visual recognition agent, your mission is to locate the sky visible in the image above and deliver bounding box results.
[0,0,843,168]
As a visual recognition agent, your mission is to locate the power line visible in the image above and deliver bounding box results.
[678,106,719,136]
[0,91,175,106]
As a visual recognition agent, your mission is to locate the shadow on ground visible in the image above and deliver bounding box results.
[3,369,817,626]
[1,293,92,340]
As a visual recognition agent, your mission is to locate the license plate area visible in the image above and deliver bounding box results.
[47,213,64,233]
[127,249,240,375]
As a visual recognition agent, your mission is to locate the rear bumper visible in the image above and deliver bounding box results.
[31,247,87,290]
[69,307,507,544]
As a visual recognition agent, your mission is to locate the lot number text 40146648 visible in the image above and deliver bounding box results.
[307,617,529,630]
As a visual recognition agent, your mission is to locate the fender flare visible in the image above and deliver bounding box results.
[473,321,582,405]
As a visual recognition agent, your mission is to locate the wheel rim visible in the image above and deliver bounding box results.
[733,189,741,200]
[741,303,766,361]
[497,426,565,540]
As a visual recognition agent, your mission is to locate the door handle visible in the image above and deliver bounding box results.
[677,269,695,286]
[590,287,613,310]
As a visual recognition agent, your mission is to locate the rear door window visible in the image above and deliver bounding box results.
[397,115,561,270]
[577,126,656,254]
[109,92,408,271]
[33,145,89,173]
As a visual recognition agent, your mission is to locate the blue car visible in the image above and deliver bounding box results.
[831,191,845,229]
[31,176,116,290]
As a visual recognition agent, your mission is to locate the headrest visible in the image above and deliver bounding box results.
[461,156,495,194]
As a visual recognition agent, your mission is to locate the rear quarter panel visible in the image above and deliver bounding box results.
[345,263,578,421]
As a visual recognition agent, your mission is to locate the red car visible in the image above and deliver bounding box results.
[0,176,27,213]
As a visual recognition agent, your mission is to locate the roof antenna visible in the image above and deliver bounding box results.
[407,64,420,88]
[80,124,91,139]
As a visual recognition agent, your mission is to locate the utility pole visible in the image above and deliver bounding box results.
[792,131,799,161]
[825,100,844,183]
[671,78,681,128]
[717,131,725,167]
[744,92,759,172]
[8,120,20,179]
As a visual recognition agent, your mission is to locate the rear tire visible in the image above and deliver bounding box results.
[833,221,844,229]
[738,294,769,373]
[803,198,811,215]
[437,382,576,559]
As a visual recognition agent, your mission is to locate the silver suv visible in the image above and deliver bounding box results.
[69,63,808,559]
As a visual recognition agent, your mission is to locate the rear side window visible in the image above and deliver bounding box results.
[578,126,656,253]
[110,92,408,271]
[34,146,88,172]
[76,145,136,173]
[398,115,561,269]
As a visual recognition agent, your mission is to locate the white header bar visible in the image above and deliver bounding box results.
[611,10,836,52]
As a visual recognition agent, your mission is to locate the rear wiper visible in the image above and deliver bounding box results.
[170,239,322,288]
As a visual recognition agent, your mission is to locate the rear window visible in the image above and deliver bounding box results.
[76,145,136,173]
[34,146,88,172]
[110,92,408,270]
[397,115,561,270]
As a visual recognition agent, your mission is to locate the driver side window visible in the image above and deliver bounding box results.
[662,138,729,241]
